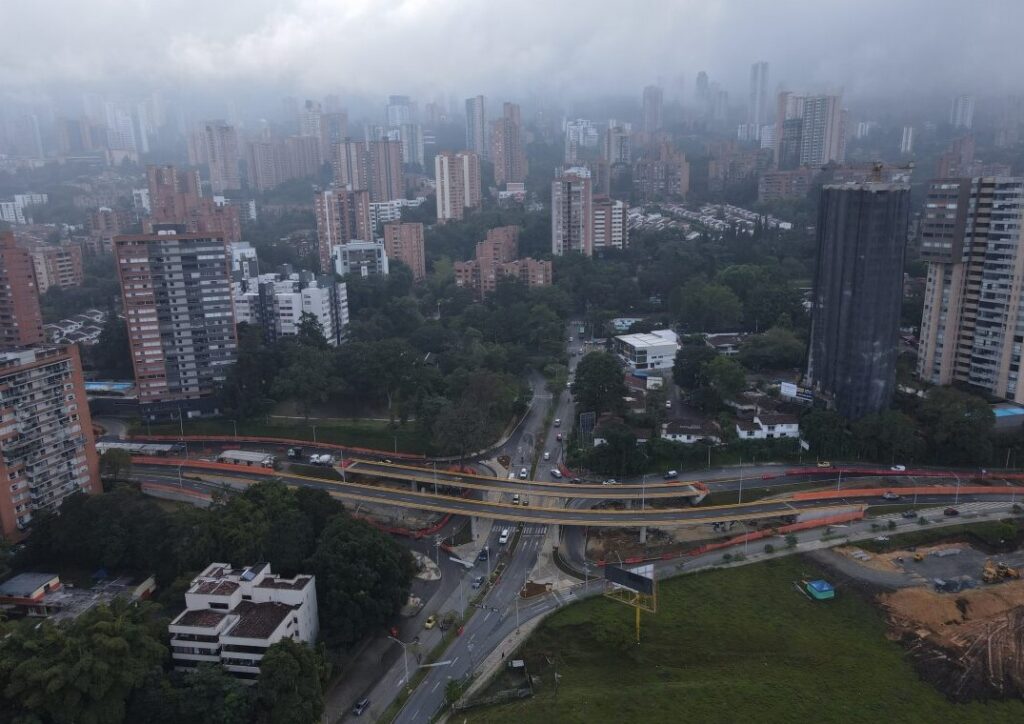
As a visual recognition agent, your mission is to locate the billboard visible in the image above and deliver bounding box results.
[605,564,654,595]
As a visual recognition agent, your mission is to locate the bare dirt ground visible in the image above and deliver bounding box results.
[880,581,1024,701]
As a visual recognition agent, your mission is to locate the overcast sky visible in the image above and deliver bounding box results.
[3,0,1022,104]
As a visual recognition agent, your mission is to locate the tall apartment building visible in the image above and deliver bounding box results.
[0,232,44,348]
[0,345,99,537]
[642,85,664,133]
[332,240,389,278]
[168,562,318,681]
[332,139,368,190]
[314,188,372,274]
[799,95,845,167]
[917,177,1024,402]
[367,140,404,202]
[772,92,844,168]
[748,62,770,126]
[632,142,690,203]
[282,135,322,179]
[257,278,349,346]
[603,124,631,166]
[592,196,629,251]
[551,167,593,256]
[146,165,242,243]
[950,95,976,129]
[198,121,241,193]
[383,222,426,281]
[491,103,527,186]
[465,95,487,157]
[807,182,910,419]
[435,151,481,222]
[29,244,84,294]
[114,230,237,414]
[397,123,424,168]
[900,126,915,155]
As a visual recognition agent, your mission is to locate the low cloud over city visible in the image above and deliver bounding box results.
[3,0,1022,101]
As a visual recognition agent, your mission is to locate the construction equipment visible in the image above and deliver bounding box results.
[982,559,1021,583]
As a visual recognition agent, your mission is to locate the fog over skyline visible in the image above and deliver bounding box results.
[3,0,1022,107]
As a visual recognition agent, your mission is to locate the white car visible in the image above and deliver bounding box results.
[550,468,563,479]
[512,494,521,505]
[890,465,906,472]
[602,479,618,485]
[498,528,510,545]
[543,451,550,461]
[519,468,528,479]
[554,418,561,427]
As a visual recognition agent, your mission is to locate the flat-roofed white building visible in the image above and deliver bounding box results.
[168,562,318,683]
[613,329,679,371]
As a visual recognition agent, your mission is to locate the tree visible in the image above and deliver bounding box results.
[918,387,995,465]
[255,640,324,724]
[703,356,746,400]
[572,351,627,416]
[433,401,491,461]
[308,516,416,646]
[800,409,849,460]
[0,599,166,724]
[100,448,133,481]
[219,323,279,417]
[296,312,329,348]
[852,410,924,463]
[129,665,254,724]
[675,279,743,332]
[91,315,133,378]
[271,344,344,418]
[673,345,717,389]
[737,327,805,371]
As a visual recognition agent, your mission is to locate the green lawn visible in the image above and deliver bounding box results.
[465,556,1024,724]
[136,418,429,454]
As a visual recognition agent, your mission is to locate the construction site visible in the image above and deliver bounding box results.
[832,537,1024,702]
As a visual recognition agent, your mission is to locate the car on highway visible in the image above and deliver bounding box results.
[424,614,437,629]
[471,576,485,589]
[543,451,550,461]
[477,547,489,561]
[499,528,510,544]
[665,400,672,408]
[602,479,618,485]
[519,468,528,479]
[556,433,563,441]
[890,464,907,472]
[901,510,918,519]
[512,494,521,505]
[287,447,303,459]
[554,418,561,427]
[882,491,901,501]
[944,507,960,516]
[550,468,563,479]
[663,469,678,479]
[570,477,582,483]
[521,498,529,506]
[352,698,370,717]
[817,461,832,468]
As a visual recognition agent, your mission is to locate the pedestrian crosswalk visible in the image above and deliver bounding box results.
[521,525,547,536]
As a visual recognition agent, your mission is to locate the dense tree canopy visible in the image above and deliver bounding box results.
[572,351,628,417]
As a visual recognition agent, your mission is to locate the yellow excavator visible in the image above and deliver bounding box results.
[982,559,1021,583]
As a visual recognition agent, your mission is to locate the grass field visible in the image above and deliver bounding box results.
[138,417,429,454]
[465,556,1024,724]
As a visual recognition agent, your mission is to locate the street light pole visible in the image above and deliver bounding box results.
[229,419,237,439]
[954,473,961,505]
[312,426,318,443]
[739,460,744,505]
[387,636,410,690]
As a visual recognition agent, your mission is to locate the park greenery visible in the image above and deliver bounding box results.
[1,479,415,723]
[464,556,1024,724]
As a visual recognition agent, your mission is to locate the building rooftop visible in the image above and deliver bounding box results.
[256,576,312,591]
[0,573,59,599]
[615,329,678,348]
[174,608,229,629]
[192,579,240,596]
[757,412,799,426]
[227,601,293,639]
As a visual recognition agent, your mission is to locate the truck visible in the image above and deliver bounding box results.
[217,450,276,468]
[309,453,335,466]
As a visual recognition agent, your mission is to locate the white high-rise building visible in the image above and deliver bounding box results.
[465,95,487,157]
[332,240,390,278]
[900,126,915,155]
[950,95,976,129]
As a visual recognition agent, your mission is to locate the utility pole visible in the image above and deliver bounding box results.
[388,636,410,691]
